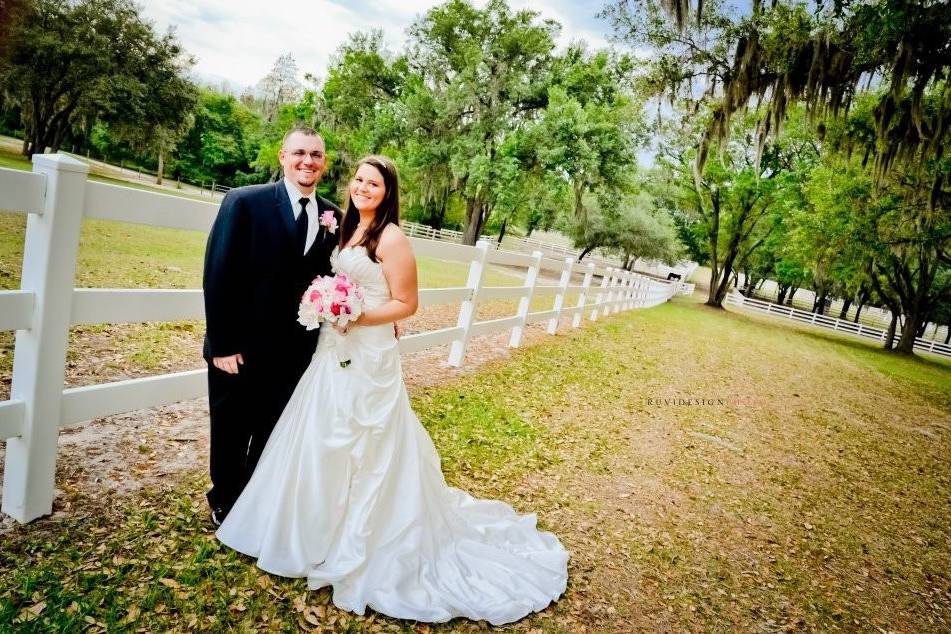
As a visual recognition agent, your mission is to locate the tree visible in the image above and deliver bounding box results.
[254,53,304,122]
[573,190,681,266]
[793,92,951,354]
[659,110,799,307]
[316,31,407,197]
[533,47,645,227]
[406,0,557,244]
[606,0,951,192]
[866,163,951,353]
[173,89,263,185]
[0,0,196,158]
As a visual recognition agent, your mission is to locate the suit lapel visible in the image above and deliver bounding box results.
[305,197,338,256]
[273,181,297,246]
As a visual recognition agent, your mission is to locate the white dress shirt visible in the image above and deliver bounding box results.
[283,178,318,254]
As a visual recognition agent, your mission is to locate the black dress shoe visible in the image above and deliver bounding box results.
[210,506,228,527]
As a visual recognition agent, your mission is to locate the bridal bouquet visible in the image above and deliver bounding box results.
[298,274,365,367]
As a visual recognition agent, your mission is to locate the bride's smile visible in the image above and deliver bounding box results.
[349,164,386,212]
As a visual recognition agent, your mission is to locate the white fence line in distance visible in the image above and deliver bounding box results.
[725,292,951,359]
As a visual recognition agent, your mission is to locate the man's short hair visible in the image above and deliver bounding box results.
[282,126,321,147]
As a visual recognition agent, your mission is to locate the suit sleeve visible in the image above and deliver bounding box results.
[203,190,249,358]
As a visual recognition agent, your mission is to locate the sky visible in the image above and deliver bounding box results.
[139,1,617,92]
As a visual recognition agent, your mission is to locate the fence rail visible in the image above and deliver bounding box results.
[0,155,685,523]
[725,293,951,359]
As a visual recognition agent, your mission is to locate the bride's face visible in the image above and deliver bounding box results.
[349,163,386,213]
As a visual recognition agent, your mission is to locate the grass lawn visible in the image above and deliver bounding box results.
[0,299,948,632]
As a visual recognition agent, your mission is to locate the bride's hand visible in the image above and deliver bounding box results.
[332,321,352,335]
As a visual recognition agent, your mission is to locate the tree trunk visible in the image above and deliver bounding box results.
[573,178,585,225]
[434,197,448,231]
[838,298,852,320]
[496,216,508,246]
[895,310,924,354]
[577,245,596,262]
[156,150,165,186]
[883,313,898,351]
[706,264,734,308]
[743,275,760,298]
[705,268,723,307]
[786,287,798,307]
[461,197,482,246]
[776,285,789,306]
[944,325,950,344]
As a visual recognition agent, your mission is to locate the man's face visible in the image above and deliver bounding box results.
[279,132,326,193]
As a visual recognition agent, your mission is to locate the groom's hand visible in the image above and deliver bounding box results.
[212,353,244,374]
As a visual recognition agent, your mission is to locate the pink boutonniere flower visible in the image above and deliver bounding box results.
[319,210,338,234]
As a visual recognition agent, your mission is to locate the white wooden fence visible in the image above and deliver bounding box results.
[725,293,951,359]
[741,275,949,342]
[0,155,684,523]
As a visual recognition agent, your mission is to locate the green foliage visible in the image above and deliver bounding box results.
[574,189,682,265]
[173,90,265,186]
[0,0,196,158]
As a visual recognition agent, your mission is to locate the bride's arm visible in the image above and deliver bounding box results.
[354,225,418,326]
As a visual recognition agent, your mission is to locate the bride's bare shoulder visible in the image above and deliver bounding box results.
[378,223,412,254]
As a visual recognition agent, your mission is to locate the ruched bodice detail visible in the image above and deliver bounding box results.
[331,246,391,310]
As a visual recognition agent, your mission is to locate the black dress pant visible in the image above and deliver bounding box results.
[206,352,312,511]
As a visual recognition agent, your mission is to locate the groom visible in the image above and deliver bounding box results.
[202,126,341,526]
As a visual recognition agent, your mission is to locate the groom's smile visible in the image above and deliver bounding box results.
[279,130,327,195]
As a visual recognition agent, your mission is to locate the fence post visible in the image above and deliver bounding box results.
[448,240,490,367]
[615,270,627,312]
[591,267,610,321]
[601,267,617,318]
[617,270,629,312]
[572,262,595,328]
[624,271,635,310]
[616,271,627,311]
[613,270,629,314]
[547,257,574,335]
[510,251,543,347]
[2,154,88,523]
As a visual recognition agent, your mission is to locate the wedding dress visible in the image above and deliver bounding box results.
[216,245,569,625]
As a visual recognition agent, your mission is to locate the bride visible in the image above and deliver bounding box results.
[216,155,569,625]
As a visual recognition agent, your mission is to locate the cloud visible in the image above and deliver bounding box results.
[140,0,619,88]
[141,0,398,88]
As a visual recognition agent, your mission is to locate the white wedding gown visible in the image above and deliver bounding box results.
[217,245,569,625]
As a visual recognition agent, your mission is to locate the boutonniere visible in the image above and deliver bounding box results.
[319,210,338,235]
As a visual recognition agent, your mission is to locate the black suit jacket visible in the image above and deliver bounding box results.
[202,181,342,365]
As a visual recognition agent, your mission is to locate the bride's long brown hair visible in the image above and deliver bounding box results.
[339,155,400,263]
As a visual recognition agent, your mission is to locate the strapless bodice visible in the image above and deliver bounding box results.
[330,246,391,310]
